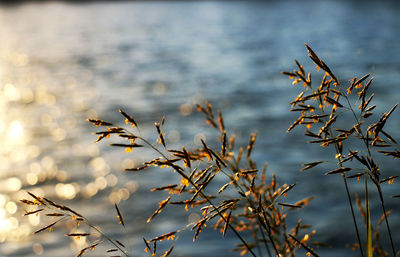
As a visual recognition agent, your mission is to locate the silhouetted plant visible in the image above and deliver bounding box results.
[21,44,399,257]
[283,43,398,257]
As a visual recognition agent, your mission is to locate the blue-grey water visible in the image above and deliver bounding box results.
[0,1,399,257]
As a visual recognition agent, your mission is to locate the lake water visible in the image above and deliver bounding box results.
[0,1,399,256]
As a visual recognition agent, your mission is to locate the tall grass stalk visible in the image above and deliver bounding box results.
[284,43,398,257]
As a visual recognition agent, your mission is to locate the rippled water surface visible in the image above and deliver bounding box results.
[0,1,399,256]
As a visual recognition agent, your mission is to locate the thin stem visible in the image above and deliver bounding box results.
[326,125,364,257]
[377,184,396,257]
[84,218,130,257]
[45,206,130,257]
[258,226,271,257]
[365,171,372,257]
[342,174,365,257]
[259,205,280,257]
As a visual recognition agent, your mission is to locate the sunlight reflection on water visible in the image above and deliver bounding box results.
[0,1,399,257]
[0,24,116,250]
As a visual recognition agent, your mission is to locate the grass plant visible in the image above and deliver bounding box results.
[21,44,398,257]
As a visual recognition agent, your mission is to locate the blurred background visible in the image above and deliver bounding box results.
[0,0,399,256]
